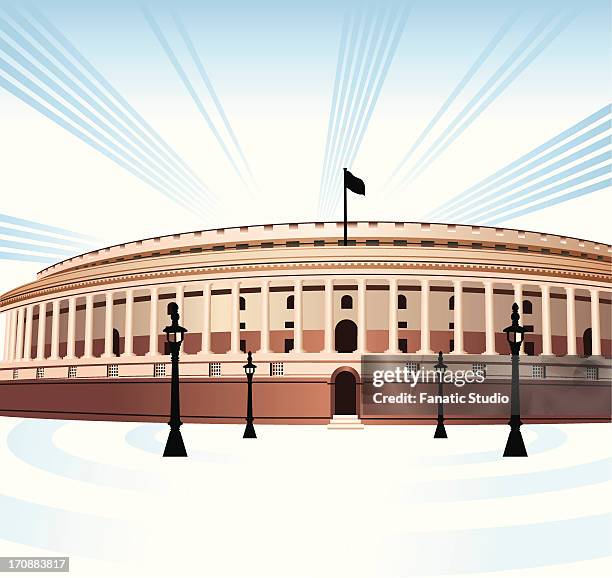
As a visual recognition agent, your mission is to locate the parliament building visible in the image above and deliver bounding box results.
[0,221,610,425]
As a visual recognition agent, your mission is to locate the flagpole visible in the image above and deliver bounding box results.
[343,167,348,246]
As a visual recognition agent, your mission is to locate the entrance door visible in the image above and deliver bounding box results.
[334,371,357,415]
[335,319,357,353]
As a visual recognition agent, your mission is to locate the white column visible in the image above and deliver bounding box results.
[386,278,399,353]
[201,283,211,354]
[49,300,60,360]
[3,312,11,361]
[259,279,270,353]
[23,305,34,361]
[451,280,466,354]
[294,279,304,353]
[589,288,601,356]
[175,284,185,316]
[566,287,576,356]
[358,278,368,354]
[513,282,524,355]
[15,307,24,361]
[484,281,497,355]
[541,285,553,356]
[417,279,432,354]
[36,303,47,360]
[123,289,134,357]
[103,292,114,358]
[147,287,159,356]
[84,295,94,359]
[8,310,17,361]
[174,284,186,355]
[65,297,76,359]
[230,281,240,354]
[323,279,334,353]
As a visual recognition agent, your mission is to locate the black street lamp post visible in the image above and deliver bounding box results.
[434,351,448,438]
[503,302,528,457]
[162,302,188,457]
[243,351,257,438]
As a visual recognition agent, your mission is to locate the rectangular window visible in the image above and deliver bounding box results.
[366,239,379,246]
[449,339,454,352]
[154,363,166,377]
[448,322,454,330]
[284,321,294,328]
[532,364,546,379]
[270,362,284,376]
[524,324,534,332]
[286,241,300,247]
[36,367,45,379]
[107,364,119,377]
[586,366,599,380]
[421,240,434,247]
[12,369,18,380]
[398,321,408,328]
[398,338,408,353]
[240,339,246,353]
[393,240,407,246]
[472,363,486,377]
[209,362,222,377]
[68,366,77,379]
[284,338,294,353]
[524,342,535,356]
[240,322,246,329]
[314,240,325,247]
[406,361,419,373]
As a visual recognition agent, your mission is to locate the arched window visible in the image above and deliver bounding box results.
[286,295,294,309]
[341,295,353,309]
[239,296,246,311]
[449,295,454,310]
[398,294,407,310]
[522,299,532,314]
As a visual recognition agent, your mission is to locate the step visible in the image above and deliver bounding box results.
[327,415,364,429]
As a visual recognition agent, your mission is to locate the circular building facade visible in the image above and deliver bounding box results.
[0,221,610,424]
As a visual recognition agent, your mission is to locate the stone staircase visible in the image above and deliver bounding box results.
[326,415,364,430]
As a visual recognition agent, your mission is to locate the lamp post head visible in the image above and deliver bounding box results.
[434,350,447,372]
[163,301,187,344]
[503,302,526,353]
[243,350,257,376]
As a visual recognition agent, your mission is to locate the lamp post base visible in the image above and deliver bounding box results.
[434,418,447,438]
[243,421,257,439]
[503,416,527,457]
[163,426,187,457]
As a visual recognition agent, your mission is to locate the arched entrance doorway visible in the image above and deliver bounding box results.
[335,319,357,353]
[583,328,592,357]
[334,371,357,415]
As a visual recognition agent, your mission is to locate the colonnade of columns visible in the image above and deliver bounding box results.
[2,279,605,362]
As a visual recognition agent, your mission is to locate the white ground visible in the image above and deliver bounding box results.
[0,418,610,578]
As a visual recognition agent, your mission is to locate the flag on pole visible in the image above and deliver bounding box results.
[342,168,365,246]
[344,169,365,196]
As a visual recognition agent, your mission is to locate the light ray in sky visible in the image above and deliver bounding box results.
[173,11,256,190]
[384,11,520,194]
[406,10,578,185]
[324,3,410,216]
[432,105,611,219]
[26,5,210,194]
[143,7,252,195]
